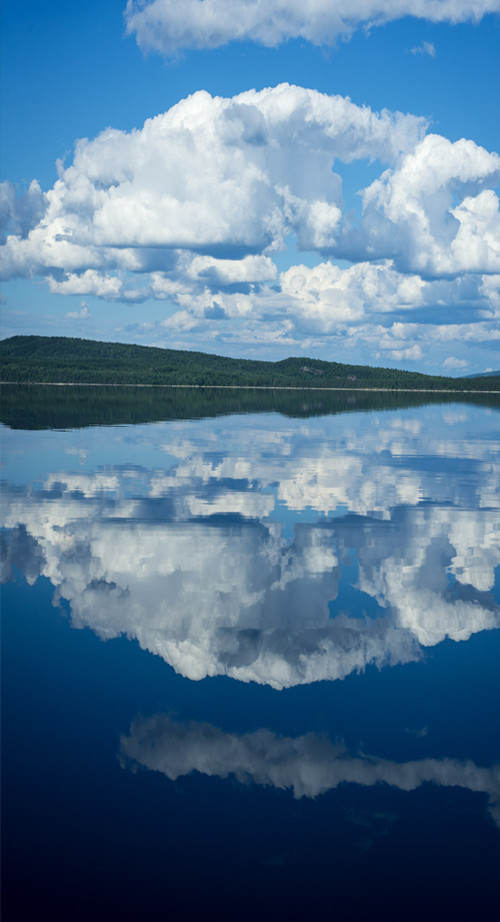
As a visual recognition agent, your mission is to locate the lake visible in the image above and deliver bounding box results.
[2,387,499,920]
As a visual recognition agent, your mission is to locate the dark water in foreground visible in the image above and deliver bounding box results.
[2,390,500,920]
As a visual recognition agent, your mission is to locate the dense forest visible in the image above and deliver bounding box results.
[4,382,499,430]
[1,335,499,392]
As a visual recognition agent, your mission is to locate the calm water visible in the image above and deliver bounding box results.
[2,390,500,920]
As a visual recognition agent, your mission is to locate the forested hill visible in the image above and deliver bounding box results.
[1,335,500,392]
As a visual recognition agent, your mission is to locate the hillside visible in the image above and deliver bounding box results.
[1,335,500,392]
[464,369,500,378]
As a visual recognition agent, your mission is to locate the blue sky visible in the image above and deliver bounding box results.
[1,0,500,373]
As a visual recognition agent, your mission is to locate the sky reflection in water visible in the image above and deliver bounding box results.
[2,395,500,919]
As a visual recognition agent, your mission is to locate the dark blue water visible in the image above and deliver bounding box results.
[2,394,499,920]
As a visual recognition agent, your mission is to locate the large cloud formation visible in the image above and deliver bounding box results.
[0,86,425,268]
[1,83,499,360]
[120,715,500,826]
[125,1,500,55]
[2,407,499,688]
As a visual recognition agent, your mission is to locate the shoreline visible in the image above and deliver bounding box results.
[2,381,500,395]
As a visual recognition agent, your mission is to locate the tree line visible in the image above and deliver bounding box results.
[1,335,499,392]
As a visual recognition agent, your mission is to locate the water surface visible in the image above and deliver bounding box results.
[2,390,499,920]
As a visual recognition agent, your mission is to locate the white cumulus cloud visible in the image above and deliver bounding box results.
[125,0,500,56]
[356,134,500,276]
[443,356,469,369]
[1,84,499,357]
[0,84,424,279]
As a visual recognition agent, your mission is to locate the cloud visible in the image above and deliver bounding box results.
[389,344,423,361]
[65,300,91,320]
[55,271,126,300]
[353,135,500,276]
[120,716,500,826]
[146,263,500,358]
[279,259,426,328]
[124,1,499,56]
[0,180,47,242]
[2,83,500,357]
[410,41,436,57]
[0,84,425,276]
[185,253,277,286]
[443,356,469,369]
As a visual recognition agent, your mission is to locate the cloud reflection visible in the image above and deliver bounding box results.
[2,408,499,688]
[120,715,500,827]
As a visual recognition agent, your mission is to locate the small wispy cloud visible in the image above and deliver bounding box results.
[443,356,468,369]
[410,41,436,57]
[65,300,90,320]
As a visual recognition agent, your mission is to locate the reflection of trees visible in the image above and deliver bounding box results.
[2,381,499,430]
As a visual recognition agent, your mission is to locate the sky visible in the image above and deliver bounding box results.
[1,0,500,374]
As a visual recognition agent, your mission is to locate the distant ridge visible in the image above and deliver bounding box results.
[464,370,500,378]
[1,335,500,392]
